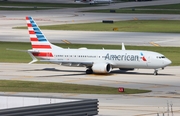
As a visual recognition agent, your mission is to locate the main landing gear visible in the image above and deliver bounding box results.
[86,68,93,74]
[154,69,158,75]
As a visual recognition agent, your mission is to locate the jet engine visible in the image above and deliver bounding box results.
[92,63,112,73]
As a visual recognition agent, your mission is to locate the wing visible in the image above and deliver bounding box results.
[40,59,93,67]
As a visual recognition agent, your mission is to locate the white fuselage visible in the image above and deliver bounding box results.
[39,48,171,70]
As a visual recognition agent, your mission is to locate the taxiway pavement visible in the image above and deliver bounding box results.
[0,1,180,115]
[1,0,180,47]
[0,63,180,116]
[1,12,180,46]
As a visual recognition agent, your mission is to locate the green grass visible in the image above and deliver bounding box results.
[1,42,31,63]
[0,1,96,8]
[0,7,55,10]
[1,42,180,66]
[0,80,150,94]
[135,4,180,9]
[0,1,97,10]
[86,9,180,14]
[84,3,180,14]
[16,20,180,33]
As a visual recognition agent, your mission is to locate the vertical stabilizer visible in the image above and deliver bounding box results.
[26,16,52,50]
[26,16,63,50]
[26,16,63,61]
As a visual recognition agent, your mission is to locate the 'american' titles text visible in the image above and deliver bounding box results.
[105,53,139,61]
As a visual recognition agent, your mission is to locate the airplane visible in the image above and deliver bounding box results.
[74,0,112,4]
[25,16,171,75]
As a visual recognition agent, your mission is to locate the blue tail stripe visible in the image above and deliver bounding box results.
[38,38,46,41]
[34,30,42,34]
[36,35,46,41]
[36,35,45,38]
[31,24,37,27]
[33,28,39,31]
[30,20,35,23]
[28,17,33,20]
[29,18,47,42]
[35,31,42,34]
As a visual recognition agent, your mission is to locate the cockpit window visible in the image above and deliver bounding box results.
[157,56,166,59]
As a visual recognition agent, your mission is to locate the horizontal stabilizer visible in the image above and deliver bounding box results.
[6,48,38,64]
[6,48,28,52]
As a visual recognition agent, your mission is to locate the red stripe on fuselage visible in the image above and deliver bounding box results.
[32,52,53,57]
[32,45,51,49]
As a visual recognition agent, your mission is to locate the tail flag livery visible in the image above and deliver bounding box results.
[26,16,51,49]
[26,16,62,62]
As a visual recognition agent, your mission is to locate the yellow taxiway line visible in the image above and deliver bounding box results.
[61,40,71,44]
[150,42,160,46]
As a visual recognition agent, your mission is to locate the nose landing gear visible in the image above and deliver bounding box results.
[154,69,158,75]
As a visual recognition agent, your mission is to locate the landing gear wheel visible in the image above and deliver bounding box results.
[86,69,93,74]
[154,70,158,75]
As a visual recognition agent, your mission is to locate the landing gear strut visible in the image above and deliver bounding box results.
[86,68,93,74]
[154,69,158,75]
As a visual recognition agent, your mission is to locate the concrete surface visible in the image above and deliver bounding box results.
[0,63,180,116]
[1,0,180,115]
[1,12,180,46]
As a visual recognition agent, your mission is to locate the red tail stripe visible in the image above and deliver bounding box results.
[29,31,35,34]
[26,17,29,20]
[32,52,53,57]
[27,23,32,27]
[30,38,38,41]
[32,45,51,49]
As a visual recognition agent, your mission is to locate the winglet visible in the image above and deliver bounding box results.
[122,43,126,50]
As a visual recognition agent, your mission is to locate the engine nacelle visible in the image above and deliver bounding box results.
[92,63,112,73]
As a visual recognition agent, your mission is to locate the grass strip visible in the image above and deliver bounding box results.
[134,4,180,10]
[83,3,180,14]
[85,9,180,14]
[1,42,180,66]
[0,80,150,94]
[0,1,96,8]
[0,7,55,10]
[15,20,180,33]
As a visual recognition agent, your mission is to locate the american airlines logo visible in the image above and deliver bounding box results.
[105,53,139,61]
[141,52,147,61]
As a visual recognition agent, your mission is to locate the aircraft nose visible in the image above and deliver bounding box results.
[165,58,172,66]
